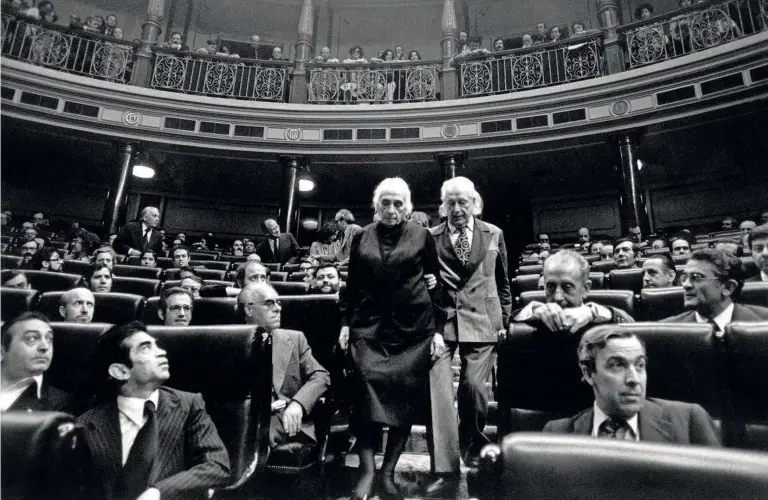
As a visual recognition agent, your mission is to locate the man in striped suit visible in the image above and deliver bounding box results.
[426,177,512,496]
[78,322,230,500]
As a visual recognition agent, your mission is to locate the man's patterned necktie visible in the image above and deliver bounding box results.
[598,417,628,439]
[454,227,470,264]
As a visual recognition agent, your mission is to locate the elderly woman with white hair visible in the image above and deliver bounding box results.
[339,177,444,500]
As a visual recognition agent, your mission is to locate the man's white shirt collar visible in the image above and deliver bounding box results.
[0,375,43,411]
[117,389,160,426]
[591,402,639,441]
[694,302,734,332]
[447,216,474,235]
[141,222,151,233]
[761,271,768,282]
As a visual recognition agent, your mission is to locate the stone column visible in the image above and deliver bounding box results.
[289,0,314,103]
[278,156,302,235]
[436,152,466,180]
[615,135,650,239]
[132,0,165,87]
[440,0,459,101]
[102,142,135,237]
[597,0,625,74]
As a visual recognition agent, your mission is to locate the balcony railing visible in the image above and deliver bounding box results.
[455,33,604,98]
[619,0,768,69]
[150,49,291,102]
[307,61,440,104]
[1,15,136,83]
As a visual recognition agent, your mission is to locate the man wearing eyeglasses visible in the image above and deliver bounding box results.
[664,248,768,331]
[238,283,329,448]
[158,287,194,326]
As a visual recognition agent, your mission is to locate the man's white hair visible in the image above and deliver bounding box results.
[543,249,590,283]
[439,176,483,218]
[372,177,413,216]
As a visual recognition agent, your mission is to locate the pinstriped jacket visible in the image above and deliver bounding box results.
[77,387,231,500]
[431,218,512,343]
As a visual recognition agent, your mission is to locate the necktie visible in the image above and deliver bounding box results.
[143,228,151,250]
[708,319,723,337]
[272,238,279,256]
[119,401,158,499]
[454,227,470,264]
[598,417,627,439]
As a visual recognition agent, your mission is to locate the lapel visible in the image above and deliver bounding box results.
[638,400,676,443]
[434,224,465,283]
[732,303,758,321]
[463,219,490,280]
[572,408,593,435]
[271,329,293,396]
[85,403,123,485]
[150,388,181,483]
[8,383,40,412]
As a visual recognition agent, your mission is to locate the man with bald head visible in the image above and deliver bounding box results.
[59,288,95,323]
[577,227,590,249]
[114,206,163,256]
[256,218,300,264]
[514,250,633,333]
[314,46,339,63]
[200,261,270,297]
[239,283,329,448]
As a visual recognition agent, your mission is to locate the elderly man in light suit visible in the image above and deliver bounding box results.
[424,177,512,495]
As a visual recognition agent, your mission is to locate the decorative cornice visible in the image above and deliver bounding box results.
[2,32,767,155]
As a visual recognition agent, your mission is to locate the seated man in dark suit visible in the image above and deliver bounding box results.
[544,326,720,445]
[59,287,95,323]
[664,248,768,331]
[310,264,341,295]
[78,321,231,500]
[158,287,193,326]
[642,252,677,288]
[256,219,301,265]
[613,238,640,269]
[1,312,72,413]
[746,223,768,282]
[114,206,163,258]
[238,283,330,448]
[513,250,633,334]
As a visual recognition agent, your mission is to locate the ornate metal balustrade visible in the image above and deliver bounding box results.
[620,0,767,69]
[307,61,440,104]
[1,14,136,83]
[150,49,291,102]
[456,33,603,98]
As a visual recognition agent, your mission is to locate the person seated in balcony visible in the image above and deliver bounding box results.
[342,46,368,102]
[216,45,239,58]
[636,3,654,20]
[521,33,534,48]
[370,48,397,102]
[68,13,83,30]
[459,36,490,56]
[269,46,284,61]
[493,37,505,52]
[457,30,469,53]
[18,0,44,21]
[550,26,563,42]
[82,16,99,34]
[93,15,105,34]
[669,0,694,54]
[111,27,122,39]
[163,31,189,51]
[196,39,218,55]
[533,22,549,45]
[394,45,406,60]
[313,46,339,63]
[103,13,117,37]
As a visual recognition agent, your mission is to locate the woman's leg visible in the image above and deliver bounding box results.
[379,425,411,499]
[352,421,378,499]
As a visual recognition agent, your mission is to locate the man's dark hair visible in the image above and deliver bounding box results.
[613,237,638,252]
[85,263,112,283]
[178,266,197,278]
[669,232,694,248]
[747,223,768,248]
[1,311,50,350]
[689,248,745,299]
[315,263,339,279]
[29,247,58,270]
[469,35,483,44]
[578,326,645,376]
[91,321,148,396]
[141,250,157,261]
[645,252,679,286]
[172,246,189,258]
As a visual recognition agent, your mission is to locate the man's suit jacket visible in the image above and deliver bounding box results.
[256,233,300,265]
[5,377,73,413]
[543,397,721,446]
[271,328,330,445]
[77,387,231,500]
[663,302,768,323]
[430,219,512,342]
[113,222,163,255]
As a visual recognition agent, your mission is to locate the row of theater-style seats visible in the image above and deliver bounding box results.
[2,293,348,499]
[495,321,768,452]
